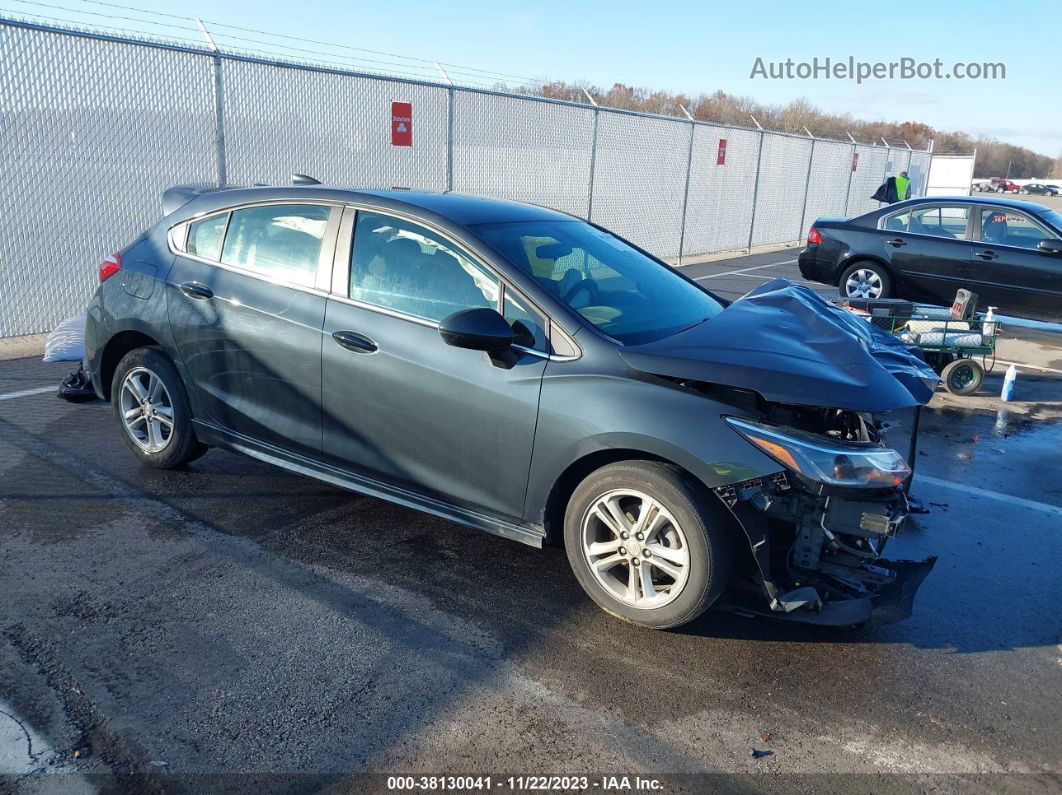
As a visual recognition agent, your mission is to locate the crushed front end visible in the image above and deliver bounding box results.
[713,404,936,626]
[618,279,942,626]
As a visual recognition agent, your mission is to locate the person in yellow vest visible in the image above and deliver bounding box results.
[895,170,911,201]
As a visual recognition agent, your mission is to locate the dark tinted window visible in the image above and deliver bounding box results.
[349,211,498,322]
[473,220,724,344]
[220,204,330,286]
[186,213,227,260]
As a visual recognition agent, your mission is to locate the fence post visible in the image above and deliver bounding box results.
[586,106,600,221]
[212,53,227,187]
[446,86,455,192]
[797,137,816,241]
[746,130,766,251]
[843,143,856,217]
[677,121,696,265]
[196,20,227,187]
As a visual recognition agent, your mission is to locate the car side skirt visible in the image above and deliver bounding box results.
[192,420,545,549]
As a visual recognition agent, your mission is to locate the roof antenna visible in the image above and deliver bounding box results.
[292,173,321,185]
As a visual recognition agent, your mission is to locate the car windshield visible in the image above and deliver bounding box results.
[1038,209,1062,231]
[473,220,725,344]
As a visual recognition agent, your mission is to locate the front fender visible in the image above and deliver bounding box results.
[524,370,780,525]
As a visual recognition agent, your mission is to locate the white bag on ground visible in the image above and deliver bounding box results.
[43,314,86,362]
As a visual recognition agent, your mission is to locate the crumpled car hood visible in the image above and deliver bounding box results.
[620,278,939,412]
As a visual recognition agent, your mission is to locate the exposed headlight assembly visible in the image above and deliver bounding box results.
[726,416,911,489]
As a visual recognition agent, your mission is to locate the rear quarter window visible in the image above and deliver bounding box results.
[186,214,228,260]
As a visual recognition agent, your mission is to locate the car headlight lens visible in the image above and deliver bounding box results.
[726,417,911,488]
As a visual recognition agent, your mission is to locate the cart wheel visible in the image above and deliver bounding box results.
[942,358,984,395]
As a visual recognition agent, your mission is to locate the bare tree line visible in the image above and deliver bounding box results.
[518,81,1059,179]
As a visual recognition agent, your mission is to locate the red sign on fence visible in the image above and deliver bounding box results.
[391,102,412,146]
[851,152,859,172]
[717,138,727,165]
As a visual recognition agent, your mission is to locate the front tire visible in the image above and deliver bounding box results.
[564,461,734,629]
[839,261,892,300]
[112,347,207,468]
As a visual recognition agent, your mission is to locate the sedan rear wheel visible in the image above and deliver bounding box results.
[111,347,207,468]
[840,261,892,300]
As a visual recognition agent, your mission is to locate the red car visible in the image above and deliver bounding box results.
[983,178,1021,193]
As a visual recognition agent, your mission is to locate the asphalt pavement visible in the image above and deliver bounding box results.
[1,251,1060,794]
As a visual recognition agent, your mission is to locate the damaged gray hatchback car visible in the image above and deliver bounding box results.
[85,185,938,630]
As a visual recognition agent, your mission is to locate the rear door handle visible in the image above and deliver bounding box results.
[179,281,213,300]
[975,249,999,260]
[886,238,906,247]
[332,330,378,354]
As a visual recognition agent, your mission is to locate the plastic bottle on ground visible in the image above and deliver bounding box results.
[1001,364,1017,402]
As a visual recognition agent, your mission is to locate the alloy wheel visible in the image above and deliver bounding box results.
[580,489,691,609]
[119,366,175,453]
[845,268,883,299]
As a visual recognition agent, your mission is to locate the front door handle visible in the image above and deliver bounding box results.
[975,249,999,260]
[332,330,378,354]
[886,238,906,247]
[179,281,213,300]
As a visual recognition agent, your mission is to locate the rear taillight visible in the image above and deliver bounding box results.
[99,252,122,282]
[807,226,822,245]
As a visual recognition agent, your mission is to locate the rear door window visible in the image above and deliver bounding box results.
[885,206,969,238]
[911,206,969,239]
[220,204,331,287]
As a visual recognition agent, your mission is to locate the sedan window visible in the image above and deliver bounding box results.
[186,213,227,260]
[220,204,330,287]
[907,206,970,239]
[349,211,499,323]
[978,208,1057,250]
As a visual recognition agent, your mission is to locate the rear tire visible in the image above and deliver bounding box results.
[563,461,734,630]
[111,347,207,468]
[839,261,892,300]
[941,358,984,395]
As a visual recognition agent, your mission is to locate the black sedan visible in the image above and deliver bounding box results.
[1021,183,1059,196]
[799,196,1062,321]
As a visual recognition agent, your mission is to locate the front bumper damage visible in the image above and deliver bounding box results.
[713,473,936,627]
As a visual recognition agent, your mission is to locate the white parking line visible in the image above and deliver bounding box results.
[916,474,1062,517]
[996,359,1062,376]
[693,259,798,280]
[0,386,54,402]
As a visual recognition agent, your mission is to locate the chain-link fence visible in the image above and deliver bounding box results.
[0,19,932,338]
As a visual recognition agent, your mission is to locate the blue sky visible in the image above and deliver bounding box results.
[14,0,1061,155]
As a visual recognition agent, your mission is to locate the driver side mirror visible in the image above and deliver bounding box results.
[439,308,514,352]
[1037,238,1062,256]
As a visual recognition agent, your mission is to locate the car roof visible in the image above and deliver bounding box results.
[881,195,1055,215]
[169,185,577,227]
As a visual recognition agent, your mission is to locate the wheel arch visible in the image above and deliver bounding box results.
[98,330,163,400]
[541,448,740,548]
